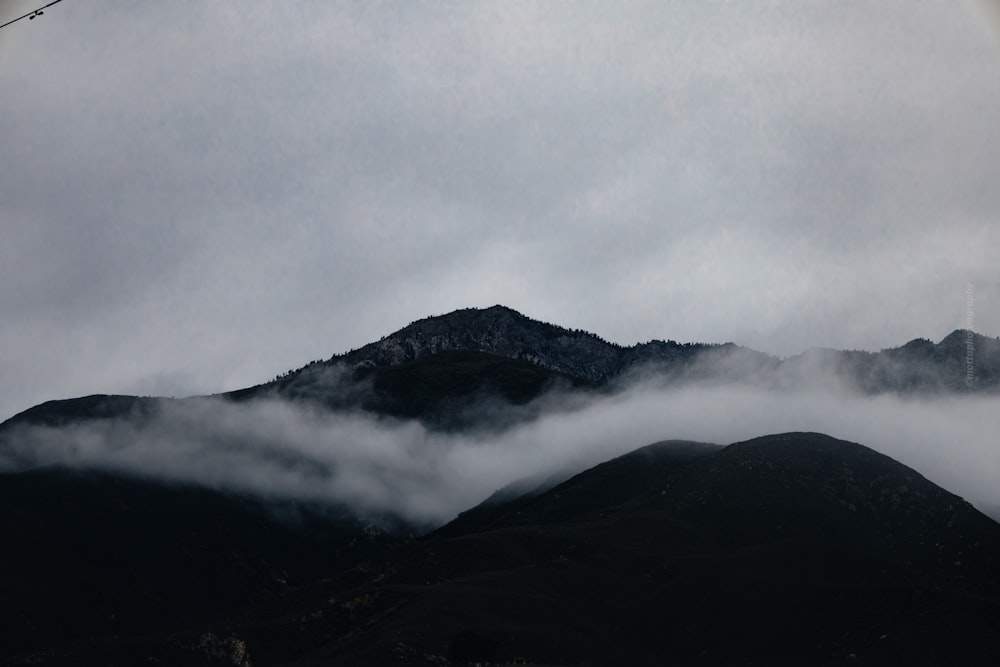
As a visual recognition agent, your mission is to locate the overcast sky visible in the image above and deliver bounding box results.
[2,1,1000,421]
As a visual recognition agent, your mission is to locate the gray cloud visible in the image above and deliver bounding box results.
[1,1,999,421]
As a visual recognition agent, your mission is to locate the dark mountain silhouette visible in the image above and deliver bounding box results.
[240,433,1000,665]
[1,393,161,430]
[253,305,1000,400]
[234,348,600,431]
[19,433,998,666]
[341,305,627,382]
[3,306,997,435]
[301,304,780,387]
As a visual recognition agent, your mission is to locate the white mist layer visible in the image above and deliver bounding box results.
[2,383,999,526]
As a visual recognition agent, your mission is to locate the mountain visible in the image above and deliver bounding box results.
[341,305,626,382]
[238,348,600,431]
[2,307,1000,663]
[256,306,1000,399]
[234,433,1000,665]
[4,306,997,435]
[306,304,780,387]
[782,329,1000,393]
[21,433,998,666]
[215,305,777,413]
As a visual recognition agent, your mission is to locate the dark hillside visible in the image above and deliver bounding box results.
[5,433,1000,665]
[282,349,598,430]
[0,468,395,659]
[205,433,1000,666]
[2,394,162,429]
[338,305,623,382]
[435,439,723,537]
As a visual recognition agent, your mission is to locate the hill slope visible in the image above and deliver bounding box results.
[0,468,396,659]
[85,432,1000,666]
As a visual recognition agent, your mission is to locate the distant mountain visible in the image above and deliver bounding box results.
[263,305,999,399]
[341,305,626,382]
[782,329,1000,393]
[4,306,997,435]
[321,304,780,385]
[26,433,998,666]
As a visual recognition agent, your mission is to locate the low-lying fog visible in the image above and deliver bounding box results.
[2,378,998,527]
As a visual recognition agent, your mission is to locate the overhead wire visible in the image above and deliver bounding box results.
[0,0,65,32]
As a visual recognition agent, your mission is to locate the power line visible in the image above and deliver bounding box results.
[0,0,65,32]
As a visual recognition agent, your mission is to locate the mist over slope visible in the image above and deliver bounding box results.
[2,376,999,527]
[311,433,998,666]
[24,433,998,666]
[269,305,1000,394]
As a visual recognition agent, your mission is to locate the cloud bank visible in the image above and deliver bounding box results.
[3,382,998,527]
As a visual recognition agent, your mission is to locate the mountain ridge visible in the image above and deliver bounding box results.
[295,305,1000,396]
[3,306,998,433]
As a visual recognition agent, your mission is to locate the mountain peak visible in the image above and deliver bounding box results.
[939,328,990,347]
[481,303,523,316]
[334,305,623,382]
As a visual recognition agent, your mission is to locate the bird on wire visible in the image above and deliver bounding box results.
[0,0,65,32]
